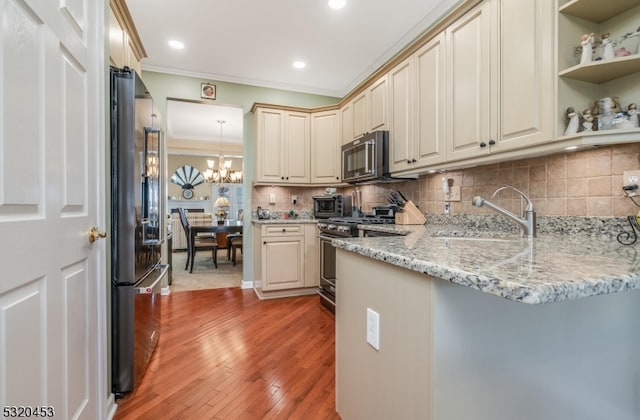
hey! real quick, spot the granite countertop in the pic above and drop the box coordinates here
[332,223,640,304]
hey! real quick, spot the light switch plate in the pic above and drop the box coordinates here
[269,193,276,204]
[366,308,380,351]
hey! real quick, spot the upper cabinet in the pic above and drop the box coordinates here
[557,0,640,142]
[445,1,495,162]
[254,107,311,184]
[109,0,146,74]
[389,34,446,174]
[341,75,388,143]
[311,110,342,184]
[491,0,555,152]
[445,0,555,162]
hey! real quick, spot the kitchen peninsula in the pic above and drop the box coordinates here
[333,223,640,420]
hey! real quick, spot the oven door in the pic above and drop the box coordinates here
[318,234,337,312]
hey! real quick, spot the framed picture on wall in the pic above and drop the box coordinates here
[200,83,216,100]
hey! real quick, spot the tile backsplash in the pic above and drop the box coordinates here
[253,144,640,218]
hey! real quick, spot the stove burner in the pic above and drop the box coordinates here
[328,216,395,225]
[317,215,395,238]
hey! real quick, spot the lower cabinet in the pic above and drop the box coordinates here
[254,223,319,294]
[262,235,305,291]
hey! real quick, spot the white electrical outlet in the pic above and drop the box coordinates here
[291,195,297,204]
[366,308,380,350]
[446,186,461,202]
[623,171,640,196]
[269,193,276,204]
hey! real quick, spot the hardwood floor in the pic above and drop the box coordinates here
[114,288,340,419]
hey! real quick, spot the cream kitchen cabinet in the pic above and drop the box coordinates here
[445,0,495,162]
[254,107,311,183]
[389,33,446,174]
[262,231,304,291]
[109,0,144,74]
[491,0,555,153]
[311,110,342,184]
[253,223,319,293]
[341,102,354,144]
[342,75,388,143]
[446,0,555,162]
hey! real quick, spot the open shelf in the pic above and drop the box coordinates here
[559,0,640,23]
[559,55,640,83]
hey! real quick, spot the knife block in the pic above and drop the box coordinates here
[395,201,426,225]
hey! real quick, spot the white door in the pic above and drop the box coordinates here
[0,0,105,419]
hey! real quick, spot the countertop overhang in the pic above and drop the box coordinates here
[332,224,640,304]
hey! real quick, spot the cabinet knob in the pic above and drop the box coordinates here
[281,176,285,180]
[282,228,286,232]
[480,142,487,148]
[263,241,267,245]
[407,159,412,164]
[489,139,496,146]
[411,159,416,163]
[286,177,289,180]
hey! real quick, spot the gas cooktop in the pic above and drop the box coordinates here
[328,216,395,225]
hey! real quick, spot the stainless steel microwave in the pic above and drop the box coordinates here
[341,131,389,183]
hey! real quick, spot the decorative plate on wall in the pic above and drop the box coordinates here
[170,165,205,189]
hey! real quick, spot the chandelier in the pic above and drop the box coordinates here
[203,120,243,184]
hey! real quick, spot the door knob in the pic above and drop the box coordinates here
[88,227,107,243]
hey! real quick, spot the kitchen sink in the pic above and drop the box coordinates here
[431,230,522,242]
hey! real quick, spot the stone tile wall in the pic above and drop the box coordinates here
[252,144,640,218]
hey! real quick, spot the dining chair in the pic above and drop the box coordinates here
[176,208,218,272]
[228,234,243,266]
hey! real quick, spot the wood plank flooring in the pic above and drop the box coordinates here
[113,288,340,419]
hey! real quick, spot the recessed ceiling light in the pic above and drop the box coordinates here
[168,40,184,49]
[565,146,578,151]
[292,61,306,69]
[328,0,346,10]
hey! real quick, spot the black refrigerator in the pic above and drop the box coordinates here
[110,67,166,397]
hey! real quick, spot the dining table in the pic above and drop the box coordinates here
[188,220,243,266]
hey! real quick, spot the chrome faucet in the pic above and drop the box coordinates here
[472,185,537,238]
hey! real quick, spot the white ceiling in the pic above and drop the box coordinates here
[125,0,461,153]
[125,0,460,97]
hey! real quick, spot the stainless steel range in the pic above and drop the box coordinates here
[317,216,395,312]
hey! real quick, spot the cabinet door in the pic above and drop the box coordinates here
[415,33,446,167]
[352,92,368,139]
[311,110,341,184]
[262,236,305,291]
[389,57,414,173]
[493,0,554,152]
[255,108,285,182]
[341,102,354,144]
[284,111,310,183]
[369,75,388,132]
[446,1,494,162]
[304,224,319,287]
